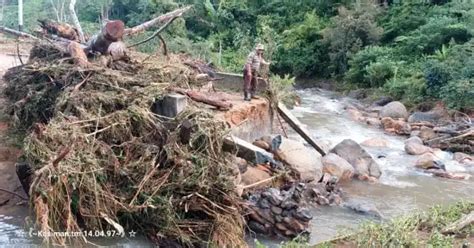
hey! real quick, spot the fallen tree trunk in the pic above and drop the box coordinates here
[38,19,79,41]
[124,6,192,36]
[0,26,39,40]
[172,88,232,110]
[442,210,474,234]
[86,20,125,54]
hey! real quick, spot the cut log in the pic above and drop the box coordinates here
[38,19,79,41]
[68,41,89,67]
[86,20,125,54]
[172,88,232,110]
[277,102,326,156]
[0,26,39,40]
[124,6,192,36]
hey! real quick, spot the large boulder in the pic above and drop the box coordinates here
[321,153,355,181]
[274,138,323,182]
[379,101,408,120]
[241,166,272,189]
[330,139,381,179]
[415,153,444,170]
[404,136,433,155]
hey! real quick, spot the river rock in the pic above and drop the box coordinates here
[381,117,412,135]
[253,140,271,151]
[330,139,382,179]
[240,166,272,189]
[404,136,433,155]
[415,153,444,170]
[408,106,449,124]
[379,101,408,120]
[342,199,383,218]
[274,138,323,182]
[453,152,474,166]
[373,96,393,107]
[321,153,354,181]
[418,126,437,141]
[361,137,390,148]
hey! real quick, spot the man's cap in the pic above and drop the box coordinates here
[256,43,265,51]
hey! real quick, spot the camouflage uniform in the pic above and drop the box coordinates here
[243,44,267,101]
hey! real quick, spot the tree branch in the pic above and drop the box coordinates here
[124,6,192,36]
[127,16,178,48]
[0,26,39,40]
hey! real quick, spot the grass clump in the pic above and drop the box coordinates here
[319,201,474,247]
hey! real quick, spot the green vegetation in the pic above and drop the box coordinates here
[1,0,473,109]
[319,201,474,247]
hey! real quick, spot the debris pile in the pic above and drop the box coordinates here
[245,177,343,238]
[3,43,245,247]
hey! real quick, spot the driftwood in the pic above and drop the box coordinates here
[442,211,474,234]
[68,41,89,67]
[38,19,79,41]
[172,88,232,110]
[124,6,192,36]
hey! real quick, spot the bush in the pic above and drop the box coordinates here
[384,76,426,106]
[345,46,394,87]
[423,60,452,97]
[324,4,383,75]
[441,79,474,110]
[365,61,395,87]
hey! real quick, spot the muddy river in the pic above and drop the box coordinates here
[0,87,472,247]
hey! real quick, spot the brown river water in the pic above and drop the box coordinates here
[0,88,472,247]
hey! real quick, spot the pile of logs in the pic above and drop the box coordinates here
[426,124,473,154]
[246,178,343,238]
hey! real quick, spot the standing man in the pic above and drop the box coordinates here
[243,43,270,101]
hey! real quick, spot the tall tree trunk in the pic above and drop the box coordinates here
[68,0,85,43]
[49,0,60,22]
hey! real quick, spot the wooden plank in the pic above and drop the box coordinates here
[223,135,275,164]
[277,102,326,156]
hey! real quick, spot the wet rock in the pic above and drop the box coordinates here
[274,138,323,182]
[253,140,271,151]
[379,101,408,120]
[361,137,390,148]
[373,96,393,106]
[408,110,447,124]
[262,188,283,205]
[364,117,382,127]
[321,153,354,181]
[347,108,364,122]
[248,221,268,234]
[330,139,382,179]
[281,200,298,210]
[381,117,411,135]
[241,166,272,189]
[410,130,421,137]
[283,217,306,232]
[295,208,313,222]
[271,206,283,215]
[405,136,433,155]
[418,126,437,141]
[343,199,383,218]
[232,156,248,173]
[415,153,445,170]
[428,169,471,180]
[453,152,474,166]
[258,198,271,209]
